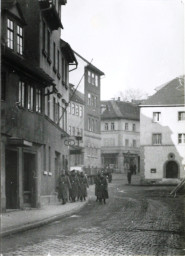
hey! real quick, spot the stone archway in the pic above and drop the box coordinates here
[165,161,178,178]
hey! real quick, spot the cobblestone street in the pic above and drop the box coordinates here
[1,174,185,256]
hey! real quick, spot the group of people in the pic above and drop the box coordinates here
[94,172,109,204]
[57,170,89,205]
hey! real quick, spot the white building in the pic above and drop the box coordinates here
[140,76,185,184]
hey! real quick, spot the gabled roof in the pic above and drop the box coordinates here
[74,51,104,76]
[101,100,140,121]
[141,76,185,106]
[2,0,27,26]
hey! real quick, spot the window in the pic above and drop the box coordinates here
[92,73,95,85]
[47,30,51,58]
[76,128,79,136]
[68,103,71,114]
[80,128,83,137]
[7,19,14,49]
[132,124,136,131]
[178,134,185,144]
[47,90,50,117]
[1,72,6,101]
[153,112,161,122]
[62,107,67,130]
[57,49,60,73]
[18,81,25,107]
[53,42,56,71]
[88,71,91,83]
[62,57,65,82]
[53,98,56,122]
[27,85,33,110]
[178,112,185,121]
[88,93,91,105]
[95,75,98,86]
[71,103,75,115]
[91,95,94,106]
[36,89,42,113]
[72,127,75,136]
[42,20,46,51]
[17,25,23,55]
[92,119,94,132]
[125,123,128,131]
[69,126,71,135]
[94,96,97,107]
[76,105,79,116]
[79,106,83,117]
[133,140,136,147]
[125,139,129,147]
[88,118,92,131]
[111,122,115,130]
[105,123,108,131]
[152,134,162,145]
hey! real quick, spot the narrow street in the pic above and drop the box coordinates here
[1,174,185,256]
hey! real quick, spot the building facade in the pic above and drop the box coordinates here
[140,77,185,184]
[1,0,77,211]
[101,99,140,173]
[68,84,85,167]
[68,52,104,172]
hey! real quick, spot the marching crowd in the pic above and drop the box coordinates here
[57,169,112,205]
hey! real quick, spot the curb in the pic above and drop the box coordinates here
[0,198,90,238]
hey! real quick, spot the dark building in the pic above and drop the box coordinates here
[1,0,77,212]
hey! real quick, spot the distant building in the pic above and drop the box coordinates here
[68,84,85,167]
[140,76,185,184]
[68,52,104,171]
[101,99,140,173]
[1,0,77,211]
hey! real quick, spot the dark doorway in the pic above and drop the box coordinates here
[166,161,178,178]
[5,149,18,209]
[23,153,36,207]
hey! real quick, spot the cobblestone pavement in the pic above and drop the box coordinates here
[1,175,185,256]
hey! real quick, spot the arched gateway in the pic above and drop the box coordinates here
[165,160,179,178]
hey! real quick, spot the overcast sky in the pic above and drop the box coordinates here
[62,0,184,100]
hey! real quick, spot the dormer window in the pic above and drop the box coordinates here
[7,19,14,49]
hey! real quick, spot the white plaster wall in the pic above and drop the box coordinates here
[140,106,185,180]
[144,146,185,179]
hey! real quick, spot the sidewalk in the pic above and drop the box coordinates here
[0,185,95,238]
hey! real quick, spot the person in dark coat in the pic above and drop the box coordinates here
[78,172,89,201]
[94,172,101,202]
[58,170,71,204]
[76,171,81,201]
[97,174,108,204]
[69,170,79,202]
[126,163,132,184]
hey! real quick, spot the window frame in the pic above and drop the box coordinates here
[152,133,162,145]
[7,18,14,50]
[178,133,185,144]
[16,24,23,55]
[153,112,161,122]
[105,123,109,131]
[178,112,185,121]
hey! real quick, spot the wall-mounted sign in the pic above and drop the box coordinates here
[64,139,75,146]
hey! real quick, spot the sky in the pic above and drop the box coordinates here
[62,0,184,100]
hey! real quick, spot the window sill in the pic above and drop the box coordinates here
[42,49,47,58]
[47,57,52,65]
[53,66,57,73]
[57,72,61,80]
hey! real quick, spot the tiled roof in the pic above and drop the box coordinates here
[141,76,185,106]
[69,84,84,105]
[101,100,140,121]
